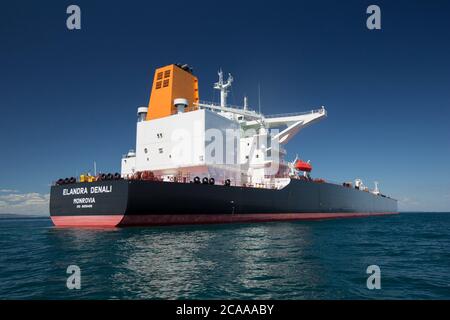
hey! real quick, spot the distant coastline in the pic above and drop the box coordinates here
[0,213,49,219]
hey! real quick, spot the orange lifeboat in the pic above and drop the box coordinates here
[295,159,312,172]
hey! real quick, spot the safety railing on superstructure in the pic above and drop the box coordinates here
[264,107,326,119]
[196,100,258,112]
[196,101,326,120]
[195,101,261,116]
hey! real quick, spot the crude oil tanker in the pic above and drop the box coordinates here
[50,63,397,227]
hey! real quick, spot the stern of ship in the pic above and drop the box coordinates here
[50,180,129,227]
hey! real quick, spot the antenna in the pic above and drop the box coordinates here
[214,69,233,107]
[94,161,97,176]
[258,83,261,114]
[373,181,380,194]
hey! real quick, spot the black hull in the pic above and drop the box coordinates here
[49,179,398,227]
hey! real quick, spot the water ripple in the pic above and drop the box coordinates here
[0,213,450,299]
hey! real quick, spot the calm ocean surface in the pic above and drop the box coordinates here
[0,213,449,299]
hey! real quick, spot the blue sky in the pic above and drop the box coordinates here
[0,0,449,214]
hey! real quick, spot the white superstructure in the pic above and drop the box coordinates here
[121,66,327,188]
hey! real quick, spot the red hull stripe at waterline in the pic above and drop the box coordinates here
[51,212,398,227]
[51,215,124,227]
[118,212,398,226]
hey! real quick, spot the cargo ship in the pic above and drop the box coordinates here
[50,63,398,227]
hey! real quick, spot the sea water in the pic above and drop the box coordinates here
[0,213,449,299]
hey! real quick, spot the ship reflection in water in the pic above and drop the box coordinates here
[108,223,326,299]
[48,222,326,299]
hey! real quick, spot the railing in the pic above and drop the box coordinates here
[290,175,385,196]
[54,171,383,195]
[196,100,259,113]
[196,101,325,120]
[264,107,326,119]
